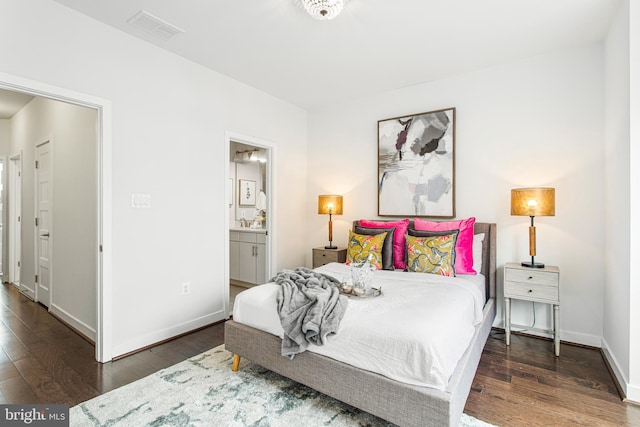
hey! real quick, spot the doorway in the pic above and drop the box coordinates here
[225,132,275,318]
[0,73,111,362]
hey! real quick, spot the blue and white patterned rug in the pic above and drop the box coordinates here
[70,345,496,426]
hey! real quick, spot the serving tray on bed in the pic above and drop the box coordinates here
[339,286,382,298]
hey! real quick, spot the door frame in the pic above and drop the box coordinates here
[0,71,113,363]
[34,140,53,307]
[224,131,276,319]
[8,153,22,293]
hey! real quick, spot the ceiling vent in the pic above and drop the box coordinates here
[127,10,185,41]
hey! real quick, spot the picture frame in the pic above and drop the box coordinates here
[239,179,256,206]
[378,107,455,218]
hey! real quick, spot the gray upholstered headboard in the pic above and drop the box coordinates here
[352,220,497,301]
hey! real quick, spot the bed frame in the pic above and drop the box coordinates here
[225,222,496,427]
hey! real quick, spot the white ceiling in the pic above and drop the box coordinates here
[0,88,34,119]
[37,1,620,111]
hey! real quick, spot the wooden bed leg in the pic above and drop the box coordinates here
[232,354,241,372]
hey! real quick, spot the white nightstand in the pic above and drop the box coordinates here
[504,262,560,356]
[312,247,347,268]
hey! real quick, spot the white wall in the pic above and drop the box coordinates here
[603,0,630,397]
[604,0,640,403]
[9,97,97,338]
[308,44,605,347]
[0,119,10,153]
[629,0,640,403]
[0,0,308,358]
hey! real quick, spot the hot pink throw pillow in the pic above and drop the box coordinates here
[359,218,410,270]
[413,217,477,274]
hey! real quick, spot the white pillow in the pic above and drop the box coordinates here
[472,233,485,273]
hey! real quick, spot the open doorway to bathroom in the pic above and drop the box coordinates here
[226,134,274,317]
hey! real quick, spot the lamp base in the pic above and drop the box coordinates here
[521,261,545,268]
[325,245,337,250]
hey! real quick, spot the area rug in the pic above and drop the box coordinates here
[70,345,496,427]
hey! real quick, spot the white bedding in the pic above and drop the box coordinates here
[233,263,486,390]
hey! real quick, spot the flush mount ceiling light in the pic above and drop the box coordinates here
[301,0,345,20]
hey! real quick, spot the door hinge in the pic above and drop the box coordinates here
[35,160,38,169]
[35,275,38,283]
[99,244,103,253]
[17,261,20,267]
[35,217,38,227]
[18,216,20,222]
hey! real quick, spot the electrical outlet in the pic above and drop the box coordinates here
[181,282,190,295]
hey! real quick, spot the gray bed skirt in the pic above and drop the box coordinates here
[224,297,495,427]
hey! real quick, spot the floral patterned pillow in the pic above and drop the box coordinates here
[346,231,387,270]
[405,231,458,276]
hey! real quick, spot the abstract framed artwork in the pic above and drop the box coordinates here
[239,179,256,206]
[378,107,455,218]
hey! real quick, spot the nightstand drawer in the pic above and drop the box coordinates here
[313,251,340,266]
[312,247,347,268]
[505,268,558,287]
[504,281,559,303]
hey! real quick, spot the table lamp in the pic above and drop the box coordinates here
[511,187,555,268]
[318,195,343,249]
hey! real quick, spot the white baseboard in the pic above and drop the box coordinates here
[601,337,633,401]
[50,303,96,341]
[559,329,602,348]
[627,383,640,404]
[112,310,225,359]
[494,319,602,347]
[18,283,35,301]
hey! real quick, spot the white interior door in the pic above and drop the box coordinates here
[9,154,21,289]
[36,142,52,307]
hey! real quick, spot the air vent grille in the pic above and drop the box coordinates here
[127,10,185,41]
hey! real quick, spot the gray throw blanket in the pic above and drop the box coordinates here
[274,267,347,358]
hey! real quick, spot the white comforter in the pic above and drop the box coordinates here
[233,263,486,390]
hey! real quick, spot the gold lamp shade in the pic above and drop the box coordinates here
[511,187,555,268]
[318,195,343,215]
[511,188,555,217]
[318,195,343,249]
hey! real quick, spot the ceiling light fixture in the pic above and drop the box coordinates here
[301,0,345,20]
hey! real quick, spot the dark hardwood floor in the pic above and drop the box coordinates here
[465,330,640,426]
[1,281,639,426]
[0,282,224,406]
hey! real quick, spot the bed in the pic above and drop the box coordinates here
[225,221,496,427]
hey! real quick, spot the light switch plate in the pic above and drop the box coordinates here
[131,193,151,208]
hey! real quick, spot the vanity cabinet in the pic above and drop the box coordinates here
[230,230,266,285]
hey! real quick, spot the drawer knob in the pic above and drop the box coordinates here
[528,276,533,280]
[528,289,533,293]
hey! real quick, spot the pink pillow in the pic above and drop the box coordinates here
[413,217,477,275]
[359,218,410,270]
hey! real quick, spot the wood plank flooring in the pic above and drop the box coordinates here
[1,281,639,426]
[465,330,640,426]
[0,282,224,406]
